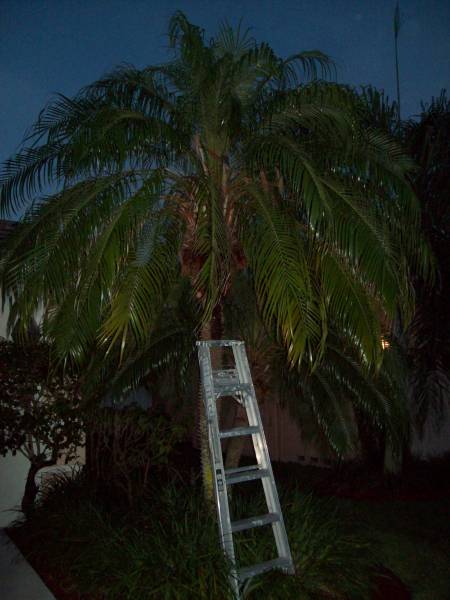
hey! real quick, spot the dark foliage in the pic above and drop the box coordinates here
[0,339,83,512]
[402,91,450,431]
[12,471,377,599]
[85,407,185,508]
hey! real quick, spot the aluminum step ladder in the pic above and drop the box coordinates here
[196,340,294,598]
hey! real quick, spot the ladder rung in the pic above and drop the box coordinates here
[213,369,238,378]
[238,557,293,581]
[214,382,252,397]
[225,467,269,485]
[212,378,239,388]
[219,426,259,439]
[225,464,259,475]
[231,512,280,533]
[197,340,244,347]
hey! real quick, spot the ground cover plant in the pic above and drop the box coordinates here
[10,470,378,600]
[9,459,449,600]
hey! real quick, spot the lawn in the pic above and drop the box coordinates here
[275,460,450,599]
[339,498,450,600]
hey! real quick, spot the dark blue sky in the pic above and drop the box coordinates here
[1,0,449,164]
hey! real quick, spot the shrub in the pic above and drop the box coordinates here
[16,471,233,599]
[0,339,83,513]
[85,407,185,508]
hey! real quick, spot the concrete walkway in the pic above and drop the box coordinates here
[0,529,55,600]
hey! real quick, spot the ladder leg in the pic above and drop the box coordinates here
[232,344,294,570]
[197,340,295,596]
[197,345,240,597]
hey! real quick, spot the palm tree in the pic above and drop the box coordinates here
[358,86,450,470]
[1,13,427,492]
[402,91,450,435]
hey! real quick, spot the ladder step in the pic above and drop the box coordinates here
[225,465,259,475]
[231,512,280,533]
[197,340,244,347]
[213,369,238,378]
[238,557,293,581]
[213,382,252,397]
[225,467,269,485]
[219,426,259,439]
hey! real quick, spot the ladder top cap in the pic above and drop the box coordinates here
[196,340,244,347]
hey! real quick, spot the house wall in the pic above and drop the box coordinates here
[0,301,28,526]
[0,302,9,339]
[193,392,334,468]
[0,452,29,527]
[217,390,450,466]
[254,396,334,466]
[261,395,450,464]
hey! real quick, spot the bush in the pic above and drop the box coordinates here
[14,473,377,599]
[86,407,185,508]
[17,471,234,600]
[0,339,83,513]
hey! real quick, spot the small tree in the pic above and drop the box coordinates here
[0,339,84,514]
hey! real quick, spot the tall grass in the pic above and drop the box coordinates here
[15,472,377,599]
[232,489,375,599]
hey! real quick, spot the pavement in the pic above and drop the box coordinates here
[0,529,55,600]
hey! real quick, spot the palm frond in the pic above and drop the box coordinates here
[101,213,181,359]
[242,186,324,367]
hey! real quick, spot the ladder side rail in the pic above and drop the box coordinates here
[231,343,275,476]
[232,344,294,571]
[197,345,239,594]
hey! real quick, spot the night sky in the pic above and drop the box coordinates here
[1,0,449,165]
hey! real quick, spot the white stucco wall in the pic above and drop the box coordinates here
[1,302,29,526]
[0,452,29,527]
[0,302,9,339]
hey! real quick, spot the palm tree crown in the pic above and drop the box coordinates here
[0,12,426,383]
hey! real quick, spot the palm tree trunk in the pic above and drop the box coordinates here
[198,304,252,495]
[198,386,215,502]
[383,438,403,476]
[198,305,224,503]
[225,380,263,470]
[224,405,248,469]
